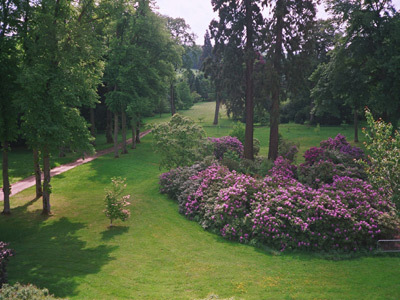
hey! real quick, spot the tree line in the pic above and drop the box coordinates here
[202,0,400,160]
[0,0,211,215]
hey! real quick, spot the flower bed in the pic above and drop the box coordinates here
[159,135,399,252]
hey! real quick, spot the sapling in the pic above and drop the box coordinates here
[104,177,131,227]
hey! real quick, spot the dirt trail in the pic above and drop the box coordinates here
[0,130,151,201]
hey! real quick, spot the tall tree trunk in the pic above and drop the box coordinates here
[170,83,176,115]
[213,92,220,125]
[136,121,141,144]
[268,0,283,161]
[90,107,96,146]
[42,147,51,215]
[243,0,254,160]
[33,149,42,199]
[354,109,359,143]
[131,125,137,149]
[121,110,128,154]
[2,141,11,215]
[106,109,113,144]
[114,112,119,158]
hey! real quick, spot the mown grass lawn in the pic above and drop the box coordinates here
[1,102,398,299]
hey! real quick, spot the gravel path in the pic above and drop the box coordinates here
[0,130,151,201]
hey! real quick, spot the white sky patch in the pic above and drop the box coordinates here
[155,0,400,45]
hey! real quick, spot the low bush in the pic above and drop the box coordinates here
[0,242,14,288]
[0,283,61,300]
[299,134,366,188]
[209,136,243,160]
[358,109,400,207]
[278,134,299,162]
[151,114,211,169]
[104,177,131,227]
[160,158,399,252]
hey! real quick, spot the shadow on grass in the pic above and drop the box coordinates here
[1,199,118,298]
[101,226,129,241]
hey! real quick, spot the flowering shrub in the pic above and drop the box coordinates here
[151,114,211,169]
[252,176,398,251]
[160,158,400,252]
[278,135,299,162]
[209,136,244,160]
[304,134,364,165]
[0,283,60,299]
[299,134,366,188]
[0,242,14,288]
[104,177,131,227]
[358,109,400,207]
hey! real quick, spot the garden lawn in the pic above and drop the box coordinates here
[1,132,399,299]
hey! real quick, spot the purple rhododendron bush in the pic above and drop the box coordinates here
[159,135,400,253]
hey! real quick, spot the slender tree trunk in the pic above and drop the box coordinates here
[243,0,254,160]
[354,109,359,143]
[213,92,220,125]
[170,83,176,115]
[90,107,96,146]
[42,147,51,215]
[136,121,141,144]
[2,141,11,215]
[131,125,137,149]
[114,112,119,158]
[106,109,113,144]
[268,0,283,161]
[121,110,128,154]
[33,149,42,199]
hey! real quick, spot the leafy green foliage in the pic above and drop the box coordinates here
[0,283,62,300]
[359,109,400,207]
[104,177,131,226]
[151,114,210,169]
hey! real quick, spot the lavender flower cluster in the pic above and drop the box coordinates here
[299,134,366,188]
[0,242,14,287]
[159,137,399,252]
[209,136,244,160]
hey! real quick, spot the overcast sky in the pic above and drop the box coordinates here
[155,0,400,45]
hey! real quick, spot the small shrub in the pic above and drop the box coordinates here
[358,109,400,207]
[104,177,131,227]
[0,283,61,300]
[299,134,366,187]
[229,123,245,144]
[278,134,299,162]
[151,114,211,169]
[0,242,14,288]
[209,136,244,160]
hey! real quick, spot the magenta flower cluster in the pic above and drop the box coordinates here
[299,134,366,188]
[160,159,399,252]
[209,136,244,159]
[304,134,364,165]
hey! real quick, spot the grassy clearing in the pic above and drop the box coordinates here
[1,102,399,299]
[2,134,399,300]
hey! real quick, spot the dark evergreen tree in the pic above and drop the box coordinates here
[210,0,265,160]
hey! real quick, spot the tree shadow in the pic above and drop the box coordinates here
[101,225,129,241]
[1,200,118,298]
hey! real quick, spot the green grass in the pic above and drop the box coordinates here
[1,134,399,299]
[0,102,399,299]
[1,130,133,184]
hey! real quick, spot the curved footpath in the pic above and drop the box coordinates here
[0,130,151,201]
